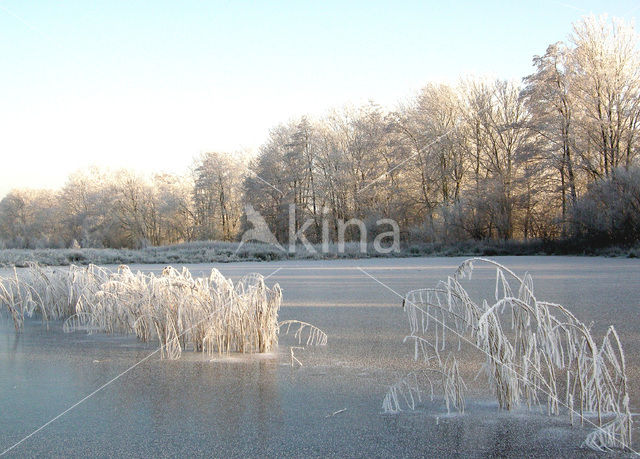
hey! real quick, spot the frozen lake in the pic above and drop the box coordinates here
[1,256,639,457]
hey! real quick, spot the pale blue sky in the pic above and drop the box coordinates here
[0,0,638,198]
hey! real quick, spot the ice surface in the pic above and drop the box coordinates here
[1,256,638,456]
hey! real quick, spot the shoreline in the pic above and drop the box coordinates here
[1,239,639,268]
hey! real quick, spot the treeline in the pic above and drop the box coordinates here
[1,15,639,250]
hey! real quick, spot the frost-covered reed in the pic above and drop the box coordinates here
[0,264,289,359]
[387,257,633,452]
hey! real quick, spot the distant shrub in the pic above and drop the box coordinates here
[572,167,640,246]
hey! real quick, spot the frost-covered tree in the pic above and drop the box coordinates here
[523,42,580,234]
[572,166,640,245]
[0,189,61,248]
[2,14,639,250]
[58,168,122,248]
[570,15,640,178]
[192,152,246,241]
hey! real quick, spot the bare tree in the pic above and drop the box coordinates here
[571,15,640,178]
[523,42,579,234]
[193,152,246,241]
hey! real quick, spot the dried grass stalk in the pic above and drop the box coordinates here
[387,257,633,452]
[0,264,294,359]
